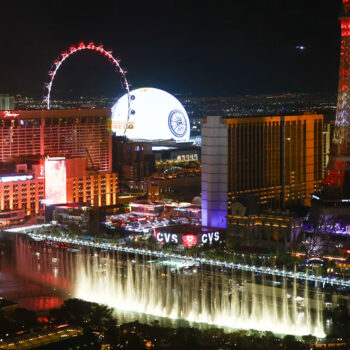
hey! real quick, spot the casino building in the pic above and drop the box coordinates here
[0,161,45,225]
[0,109,112,171]
[202,114,324,229]
[0,109,117,225]
[0,157,118,223]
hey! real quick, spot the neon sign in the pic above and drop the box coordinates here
[46,156,66,161]
[112,121,135,130]
[155,230,221,246]
[2,111,19,117]
[182,234,197,247]
[156,232,178,244]
[200,231,220,244]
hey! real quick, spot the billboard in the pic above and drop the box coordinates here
[45,157,67,205]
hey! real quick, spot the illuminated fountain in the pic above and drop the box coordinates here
[74,252,325,337]
[15,237,325,337]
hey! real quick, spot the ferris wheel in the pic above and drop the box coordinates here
[44,41,131,134]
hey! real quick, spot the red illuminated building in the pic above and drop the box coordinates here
[0,157,118,225]
[0,109,112,172]
[0,160,45,223]
[323,0,350,197]
[309,0,350,247]
[0,109,117,224]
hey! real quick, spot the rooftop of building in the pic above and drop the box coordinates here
[130,200,165,206]
[53,203,91,209]
[202,113,324,125]
[0,108,111,119]
[0,160,41,178]
[174,205,201,212]
[0,298,17,309]
[0,159,40,167]
[222,111,323,119]
[156,224,224,234]
[113,136,199,150]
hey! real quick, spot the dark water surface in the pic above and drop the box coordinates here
[0,233,196,328]
[0,232,64,311]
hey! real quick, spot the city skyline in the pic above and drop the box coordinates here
[0,0,342,98]
[1,1,350,347]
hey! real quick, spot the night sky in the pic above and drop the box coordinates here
[0,0,342,98]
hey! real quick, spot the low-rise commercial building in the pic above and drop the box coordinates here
[227,201,303,252]
[0,161,45,216]
[0,157,118,226]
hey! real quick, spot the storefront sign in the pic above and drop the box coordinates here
[3,111,19,117]
[155,230,222,246]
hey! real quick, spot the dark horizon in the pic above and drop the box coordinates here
[0,0,342,99]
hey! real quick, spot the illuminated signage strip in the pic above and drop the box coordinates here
[2,111,19,118]
[155,230,221,246]
[112,121,135,130]
[0,175,34,182]
[46,156,66,161]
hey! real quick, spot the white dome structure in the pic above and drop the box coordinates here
[111,87,190,141]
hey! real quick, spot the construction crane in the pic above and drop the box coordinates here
[85,147,99,173]
[85,147,100,210]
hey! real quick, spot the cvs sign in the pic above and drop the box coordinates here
[156,232,178,244]
[155,230,222,246]
[199,231,220,244]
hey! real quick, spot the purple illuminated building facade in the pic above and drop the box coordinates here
[201,116,228,229]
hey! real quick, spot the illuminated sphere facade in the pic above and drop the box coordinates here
[111,87,190,141]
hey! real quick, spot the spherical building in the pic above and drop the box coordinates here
[111,87,190,141]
